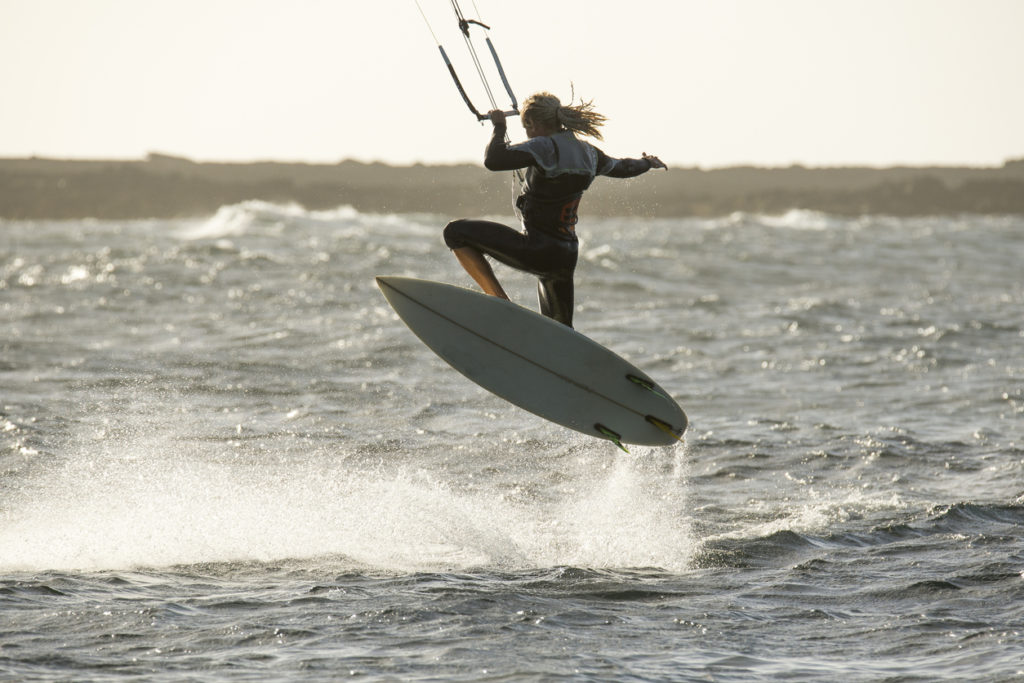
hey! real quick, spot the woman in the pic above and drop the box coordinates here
[443,91,666,328]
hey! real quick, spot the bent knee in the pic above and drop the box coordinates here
[443,219,473,249]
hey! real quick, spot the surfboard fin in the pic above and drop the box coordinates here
[645,415,687,443]
[595,424,630,453]
[626,374,670,400]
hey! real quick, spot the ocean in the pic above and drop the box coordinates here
[2,203,1022,681]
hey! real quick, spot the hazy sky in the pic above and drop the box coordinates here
[3,0,1022,168]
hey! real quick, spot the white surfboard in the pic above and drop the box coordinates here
[376,276,687,449]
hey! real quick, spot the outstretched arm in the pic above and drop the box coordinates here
[599,149,668,178]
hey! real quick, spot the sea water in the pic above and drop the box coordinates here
[2,203,1022,680]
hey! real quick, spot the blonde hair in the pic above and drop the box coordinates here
[521,91,607,140]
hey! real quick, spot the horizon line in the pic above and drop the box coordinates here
[3,151,1023,172]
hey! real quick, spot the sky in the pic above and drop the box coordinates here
[2,0,1023,168]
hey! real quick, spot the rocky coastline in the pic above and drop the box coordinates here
[3,153,1022,220]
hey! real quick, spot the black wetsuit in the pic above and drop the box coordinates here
[443,118,653,328]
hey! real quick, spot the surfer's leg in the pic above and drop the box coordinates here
[443,219,532,300]
[537,274,575,327]
[533,233,578,327]
[452,246,509,300]
[444,219,576,324]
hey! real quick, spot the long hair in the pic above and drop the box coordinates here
[521,91,607,140]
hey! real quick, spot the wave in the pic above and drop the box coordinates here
[742,209,840,231]
[694,500,1024,570]
[176,200,362,240]
[677,209,854,232]
[670,210,1024,235]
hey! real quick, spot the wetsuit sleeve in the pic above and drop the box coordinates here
[595,147,653,178]
[483,121,535,171]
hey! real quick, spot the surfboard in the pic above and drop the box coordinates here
[376,276,687,450]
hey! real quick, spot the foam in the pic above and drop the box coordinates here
[0,423,694,574]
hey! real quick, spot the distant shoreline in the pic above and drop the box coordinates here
[3,153,1023,220]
